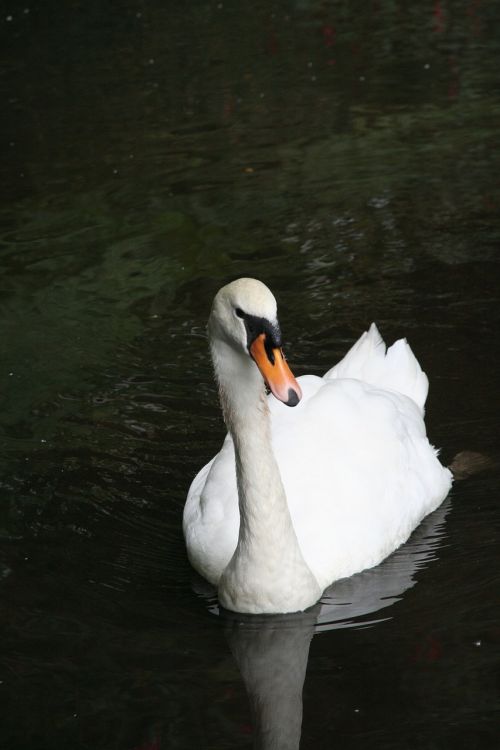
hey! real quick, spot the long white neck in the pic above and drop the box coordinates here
[210,336,321,614]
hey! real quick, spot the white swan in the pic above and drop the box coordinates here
[183,278,452,614]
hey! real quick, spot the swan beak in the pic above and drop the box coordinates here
[249,334,302,407]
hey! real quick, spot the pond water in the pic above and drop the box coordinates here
[1,2,500,748]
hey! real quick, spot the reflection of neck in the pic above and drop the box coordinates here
[211,338,320,614]
[225,611,317,750]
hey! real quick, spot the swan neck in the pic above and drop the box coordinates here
[211,335,321,613]
[212,340,290,538]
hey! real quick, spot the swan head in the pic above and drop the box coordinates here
[209,278,302,407]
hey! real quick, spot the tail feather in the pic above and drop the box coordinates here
[324,323,429,410]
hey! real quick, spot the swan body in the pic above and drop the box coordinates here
[184,278,452,614]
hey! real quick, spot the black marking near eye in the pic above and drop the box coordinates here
[264,336,276,365]
[236,309,282,362]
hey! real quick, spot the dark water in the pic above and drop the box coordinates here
[1,2,500,747]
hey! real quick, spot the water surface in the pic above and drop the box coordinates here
[1,2,500,748]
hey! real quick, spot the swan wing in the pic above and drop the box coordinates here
[268,375,451,589]
[324,323,429,411]
[184,436,239,584]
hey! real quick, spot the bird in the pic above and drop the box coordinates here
[183,278,452,614]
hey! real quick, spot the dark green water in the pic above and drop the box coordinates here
[1,2,500,748]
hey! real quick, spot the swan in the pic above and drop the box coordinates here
[183,278,452,614]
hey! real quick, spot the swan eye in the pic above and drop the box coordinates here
[235,307,245,318]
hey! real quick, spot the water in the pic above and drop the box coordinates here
[1,2,500,747]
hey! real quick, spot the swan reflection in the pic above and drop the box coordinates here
[204,500,449,749]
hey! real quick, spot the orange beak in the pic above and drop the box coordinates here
[249,334,302,407]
